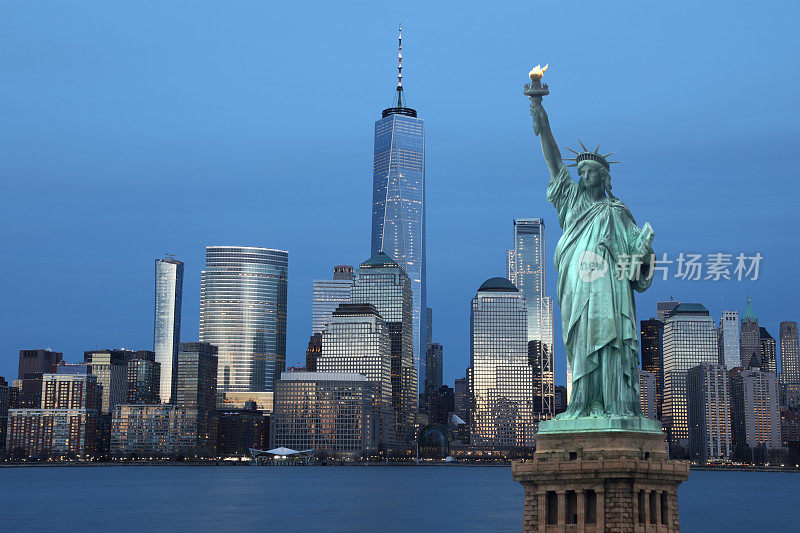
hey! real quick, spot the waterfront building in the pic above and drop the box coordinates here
[780,407,800,454]
[176,342,218,453]
[0,377,15,451]
[318,303,395,448]
[217,401,269,456]
[200,246,288,394]
[84,349,138,414]
[731,365,781,460]
[111,405,213,458]
[640,318,664,419]
[305,333,322,372]
[662,303,718,457]
[469,277,534,448]
[686,363,732,463]
[718,310,740,370]
[312,265,354,334]
[271,372,373,457]
[780,321,800,407]
[153,256,183,404]
[740,296,761,368]
[426,342,443,395]
[6,373,99,458]
[759,327,777,374]
[638,370,658,420]
[349,253,416,446]
[507,217,554,417]
[126,359,161,404]
[370,27,427,394]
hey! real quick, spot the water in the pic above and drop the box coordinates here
[0,466,796,531]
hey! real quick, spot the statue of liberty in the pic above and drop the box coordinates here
[526,67,657,426]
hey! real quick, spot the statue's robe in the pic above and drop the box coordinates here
[547,166,652,418]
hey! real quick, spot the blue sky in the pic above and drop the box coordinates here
[1,1,799,386]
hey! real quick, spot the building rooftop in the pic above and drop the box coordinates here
[667,302,709,317]
[332,303,381,318]
[359,252,400,269]
[477,277,519,293]
[279,372,368,382]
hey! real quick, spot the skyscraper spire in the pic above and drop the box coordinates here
[396,22,403,107]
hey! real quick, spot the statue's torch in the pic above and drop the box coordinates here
[524,64,549,102]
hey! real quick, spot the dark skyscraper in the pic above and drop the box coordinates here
[740,296,761,368]
[780,321,800,407]
[18,349,63,379]
[640,318,665,419]
[371,25,427,394]
[425,342,443,395]
[759,327,777,374]
[153,256,183,404]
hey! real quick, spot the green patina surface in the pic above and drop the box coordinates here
[527,79,659,434]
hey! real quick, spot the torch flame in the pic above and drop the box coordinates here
[529,64,549,81]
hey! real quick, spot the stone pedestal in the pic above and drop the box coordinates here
[511,430,689,532]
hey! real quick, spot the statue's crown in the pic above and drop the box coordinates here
[563,141,622,171]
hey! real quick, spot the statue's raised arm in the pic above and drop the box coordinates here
[530,99,564,179]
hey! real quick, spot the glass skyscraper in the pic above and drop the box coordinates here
[371,27,426,394]
[200,246,288,395]
[311,265,354,334]
[469,277,535,448]
[153,256,183,404]
[780,321,800,407]
[718,310,740,370]
[349,252,416,447]
[507,218,554,416]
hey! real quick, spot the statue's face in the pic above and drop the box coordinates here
[578,163,604,190]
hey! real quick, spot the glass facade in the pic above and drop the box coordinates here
[126,359,161,404]
[349,253,416,446]
[200,246,288,395]
[371,107,426,394]
[469,278,534,448]
[318,304,394,447]
[687,362,732,462]
[507,218,554,417]
[662,303,718,455]
[780,321,800,407]
[640,318,664,419]
[271,372,372,456]
[312,272,354,335]
[153,257,183,404]
[717,310,740,370]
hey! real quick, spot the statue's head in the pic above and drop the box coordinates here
[565,142,620,199]
[577,160,612,197]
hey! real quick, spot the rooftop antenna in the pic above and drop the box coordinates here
[396,22,404,107]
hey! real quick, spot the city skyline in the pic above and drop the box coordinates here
[2,3,798,389]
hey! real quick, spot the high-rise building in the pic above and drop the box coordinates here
[717,310,740,370]
[454,377,468,425]
[554,385,567,415]
[656,300,680,323]
[200,246,288,394]
[780,321,800,407]
[426,342,443,395]
[349,253,416,447]
[759,327,777,374]
[640,318,664,419]
[153,256,183,404]
[16,349,64,408]
[318,303,395,448]
[111,404,214,458]
[740,296,761,368]
[370,26,427,394]
[731,366,781,460]
[176,342,218,453]
[312,265,354,334]
[427,385,455,426]
[507,218,554,418]
[84,349,138,414]
[6,373,99,459]
[271,372,373,457]
[662,303,718,457]
[126,359,161,404]
[686,363,731,463]
[469,277,534,448]
[638,370,658,420]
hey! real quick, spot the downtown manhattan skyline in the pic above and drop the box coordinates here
[2,2,799,388]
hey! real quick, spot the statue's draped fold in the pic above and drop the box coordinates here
[547,166,652,418]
